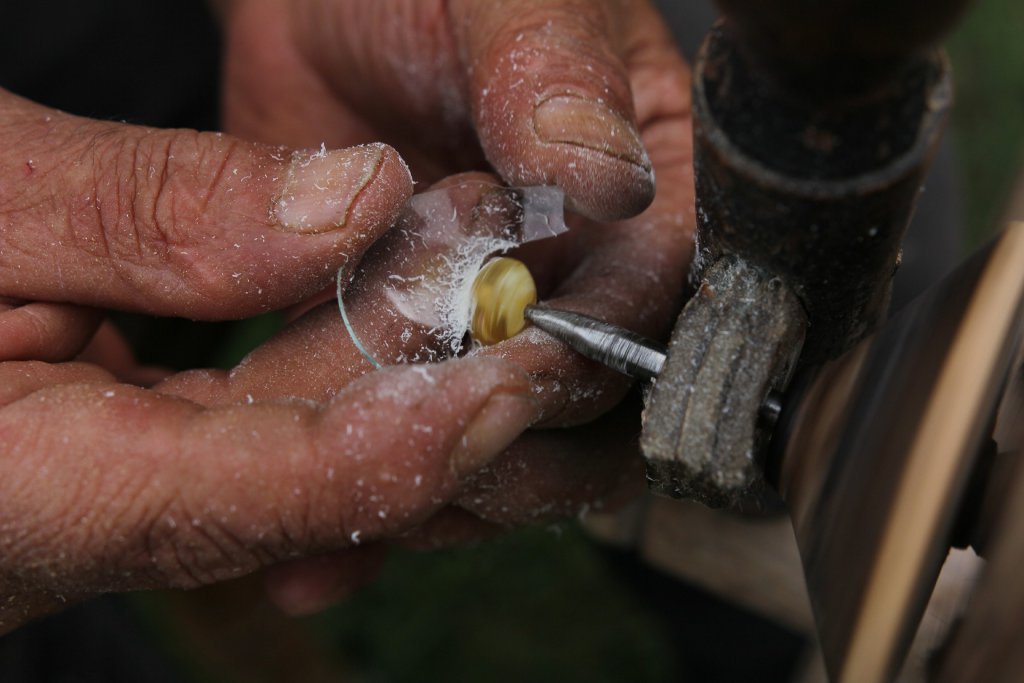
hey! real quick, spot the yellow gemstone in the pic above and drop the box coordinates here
[470,257,537,345]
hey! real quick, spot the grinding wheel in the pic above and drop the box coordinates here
[773,222,1024,681]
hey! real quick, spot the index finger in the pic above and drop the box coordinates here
[0,91,412,319]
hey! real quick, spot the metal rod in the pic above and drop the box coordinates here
[523,305,667,381]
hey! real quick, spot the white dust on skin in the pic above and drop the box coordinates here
[177,133,673,542]
[246,18,688,528]
[385,232,520,359]
[274,143,383,232]
[0,166,682,618]
[0,364,485,613]
[189,205,677,553]
[472,31,653,221]
[182,141,411,317]
[303,363,497,550]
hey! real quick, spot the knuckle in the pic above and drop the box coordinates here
[92,129,237,254]
[140,500,264,589]
[88,128,173,264]
[141,421,335,587]
[88,128,258,305]
[630,60,692,123]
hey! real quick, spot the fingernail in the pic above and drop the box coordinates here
[274,143,384,233]
[450,392,538,477]
[534,95,650,169]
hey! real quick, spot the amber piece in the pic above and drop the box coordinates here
[470,257,537,345]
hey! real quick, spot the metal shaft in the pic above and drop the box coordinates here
[523,306,666,381]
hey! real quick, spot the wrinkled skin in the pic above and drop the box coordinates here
[0,0,693,626]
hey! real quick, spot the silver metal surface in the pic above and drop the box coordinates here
[759,390,785,429]
[778,222,1024,682]
[523,306,666,381]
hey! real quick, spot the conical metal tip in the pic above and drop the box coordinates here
[524,305,667,381]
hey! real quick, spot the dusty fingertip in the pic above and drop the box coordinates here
[488,138,655,222]
[534,95,650,170]
[449,390,540,477]
[273,142,413,234]
[560,159,656,222]
[345,143,415,238]
[386,356,538,477]
[274,144,381,233]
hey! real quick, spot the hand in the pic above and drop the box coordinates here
[216,0,695,611]
[220,0,694,462]
[220,0,692,417]
[0,87,543,631]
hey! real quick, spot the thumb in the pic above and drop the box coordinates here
[0,90,412,319]
[452,0,654,221]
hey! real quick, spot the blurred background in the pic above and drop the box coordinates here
[0,0,1022,681]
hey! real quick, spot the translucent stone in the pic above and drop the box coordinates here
[470,257,537,345]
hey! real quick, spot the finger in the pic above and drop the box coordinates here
[455,395,645,526]
[223,0,477,184]
[0,356,537,631]
[76,321,172,387]
[0,302,102,362]
[278,0,654,218]
[451,0,654,220]
[0,90,412,319]
[482,13,696,425]
[157,173,506,407]
[265,505,504,617]
[153,254,439,406]
[221,0,380,149]
[263,545,388,616]
[0,360,114,406]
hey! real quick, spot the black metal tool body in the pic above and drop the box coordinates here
[642,1,971,508]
